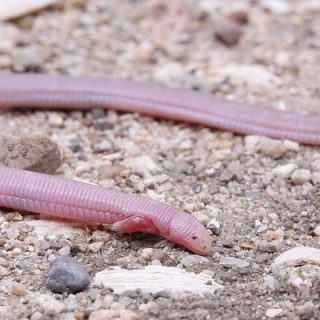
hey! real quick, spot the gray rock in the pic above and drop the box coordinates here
[214,21,243,46]
[0,134,62,174]
[258,137,287,158]
[180,255,209,267]
[47,256,90,293]
[219,256,250,268]
[91,108,105,119]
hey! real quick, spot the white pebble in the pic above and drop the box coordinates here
[191,212,209,225]
[5,227,20,240]
[89,242,104,253]
[180,255,209,267]
[219,256,249,268]
[283,139,299,151]
[259,137,287,158]
[291,169,311,185]
[141,248,154,260]
[244,135,260,152]
[266,308,283,318]
[58,246,70,256]
[272,164,297,178]
[256,225,268,233]
[12,248,22,255]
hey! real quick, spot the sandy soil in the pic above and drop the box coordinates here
[0,0,319,319]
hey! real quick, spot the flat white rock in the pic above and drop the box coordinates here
[26,219,84,240]
[0,0,60,21]
[271,246,320,272]
[94,265,223,294]
[266,308,283,318]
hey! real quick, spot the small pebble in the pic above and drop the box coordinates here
[244,135,260,151]
[283,140,299,151]
[184,203,196,213]
[259,137,287,158]
[12,247,22,255]
[207,219,221,236]
[291,169,312,185]
[11,282,28,296]
[88,242,104,253]
[227,10,248,24]
[191,212,210,225]
[58,246,71,256]
[5,227,20,240]
[272,164,297,178]
[91,108,105,119]
[99,164,126,179]
[47,256,90,293]
[256,225,268,233]
[92,230,110,242]
[141,248,154,260]
[180,255,209,267]
[214,21,243,46]
[93,121,114,131]
[266,308,283,318]
[219,256,250,268]
[93,140,113,153]
[240,242,256,250]
[48,113,64,127]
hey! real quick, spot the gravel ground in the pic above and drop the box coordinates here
[0,0,320,319]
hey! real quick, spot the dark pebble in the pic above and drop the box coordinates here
[93,121,114,131]
[91,108,106,119]
[47,256,90,293]
[70,245,80,255]
[214,21,243,46]
[227,10,249,25]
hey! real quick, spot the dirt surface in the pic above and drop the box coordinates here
[0,0,320,319]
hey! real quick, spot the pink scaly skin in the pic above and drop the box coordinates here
[0,166,212,255]
[0,74,320,145]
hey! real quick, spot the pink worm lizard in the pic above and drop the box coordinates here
[0,73,320,255]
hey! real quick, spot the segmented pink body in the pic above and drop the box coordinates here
[0,74,319,145]
[0,166,211,255]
